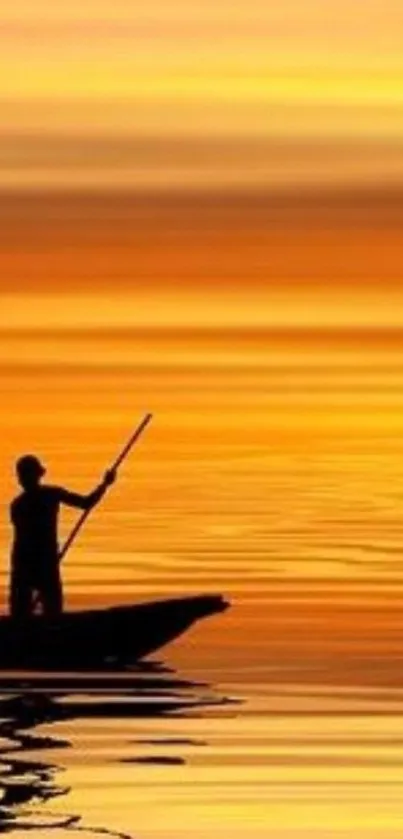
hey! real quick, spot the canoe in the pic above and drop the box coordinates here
[0,594,229,670]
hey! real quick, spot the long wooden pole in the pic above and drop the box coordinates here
[59,412,153,561]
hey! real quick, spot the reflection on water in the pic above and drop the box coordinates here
[0,667,235,838]
[2,664,403,838]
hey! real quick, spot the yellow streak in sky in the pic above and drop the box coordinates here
[1,1,402,132]
[2,290,403,331]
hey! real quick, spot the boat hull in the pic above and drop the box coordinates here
[0,595,229,670]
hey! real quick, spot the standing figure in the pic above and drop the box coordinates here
[10,454,115,619]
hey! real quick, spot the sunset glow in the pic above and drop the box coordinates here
[1,1,403,837]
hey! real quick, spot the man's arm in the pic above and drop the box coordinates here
[56,470,116,511]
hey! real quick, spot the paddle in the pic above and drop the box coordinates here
[59,412,153,561]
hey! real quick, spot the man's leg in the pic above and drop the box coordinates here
[9,566,33,619]
[40,566,63,618]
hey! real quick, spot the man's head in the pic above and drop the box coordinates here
[16,454,46,490]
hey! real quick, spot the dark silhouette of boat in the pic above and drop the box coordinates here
[0,594,229,670]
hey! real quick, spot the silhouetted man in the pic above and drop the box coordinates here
[10,454,115,619]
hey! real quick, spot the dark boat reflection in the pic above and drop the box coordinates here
[0,665,236,837]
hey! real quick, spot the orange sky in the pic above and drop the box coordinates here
[1,0,403,189]
[1,189,403,329]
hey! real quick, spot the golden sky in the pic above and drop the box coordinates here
[1,0,403,189]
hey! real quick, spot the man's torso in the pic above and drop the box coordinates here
[11,485,62,565]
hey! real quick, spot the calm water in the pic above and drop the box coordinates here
[2,663,403,838]
[2,326,403,835]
